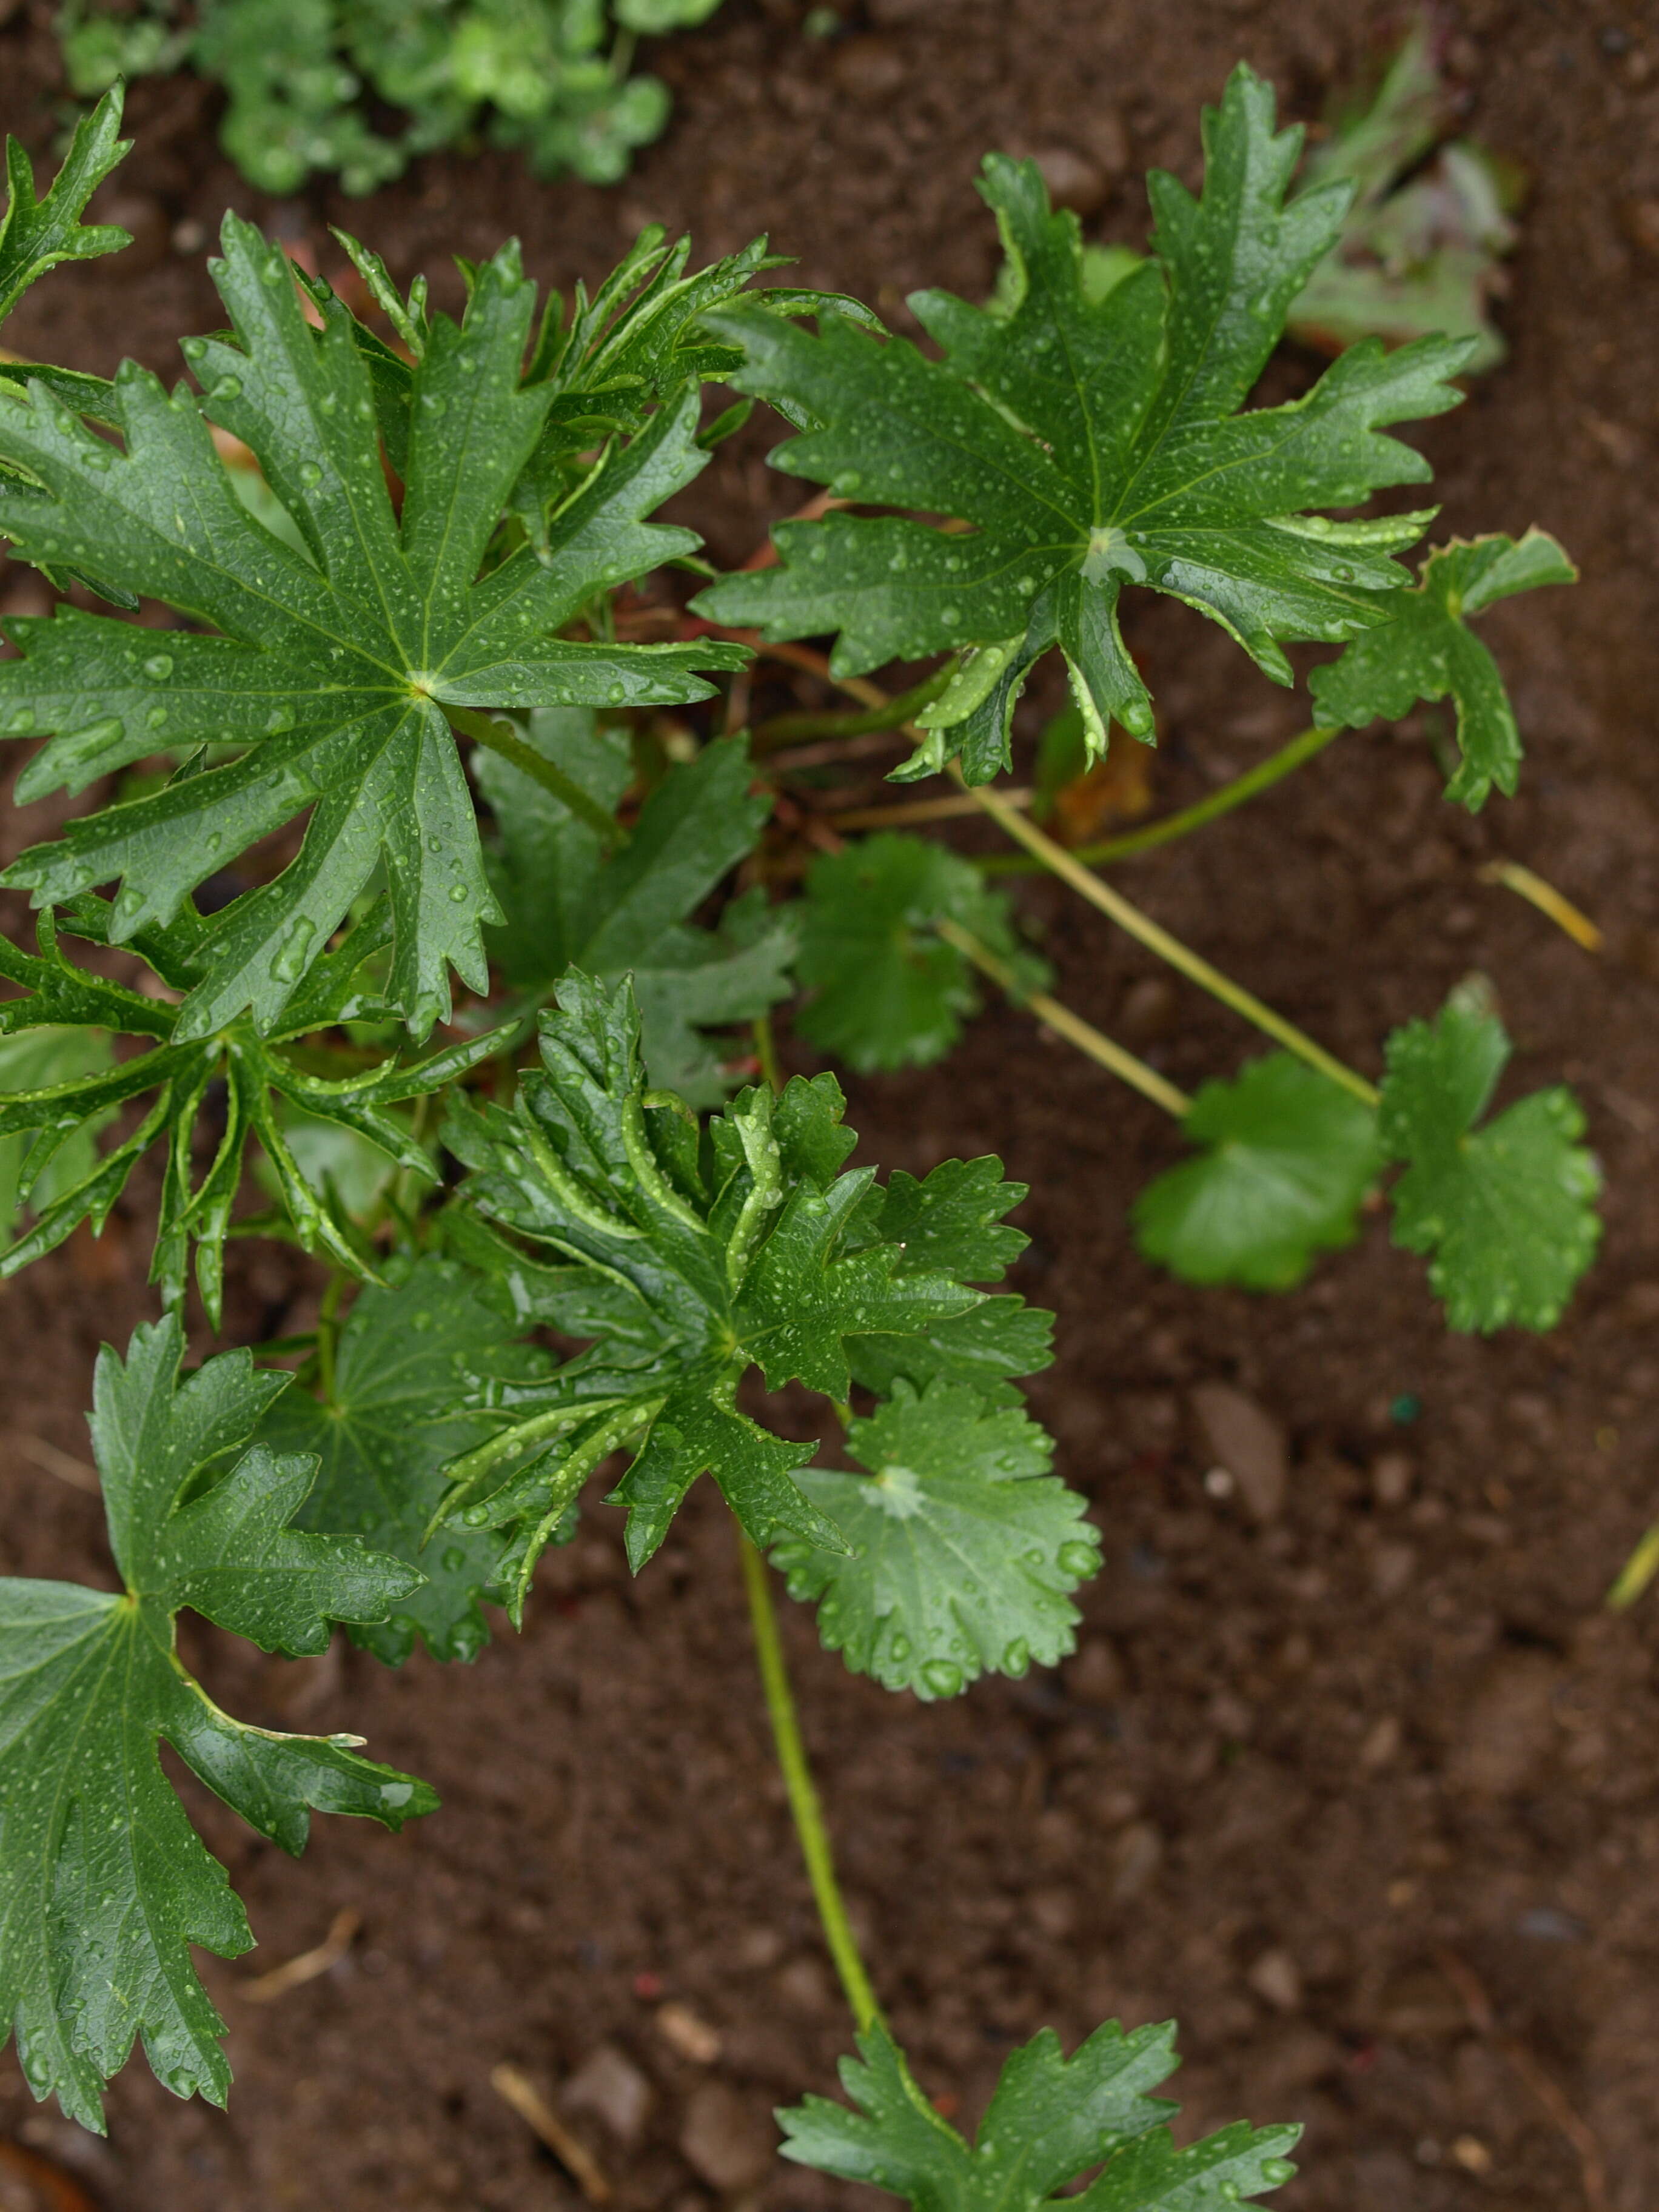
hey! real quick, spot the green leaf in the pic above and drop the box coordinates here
[476,715,794,1103]
[773,1380,1096,1698]
[1379,987,1600,1330]
[694,64,1468,780]
[1309,531,1576,808]
[0,88,132,330]
[794,833,1049,1073]
[0,1313,433,2131]
[0,902,498,1322]
[779,2019,1301,2210]
[0,1025,116,1237]
[1290,20,1517,375]
[256,1256,554,1663]
[435,970,1047,1603]
[1132,1052,1381,1290]
[0,221,742,1038]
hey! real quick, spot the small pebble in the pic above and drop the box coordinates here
[1190,1382,1287,1520]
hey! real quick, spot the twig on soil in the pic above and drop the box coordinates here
[1479,859,1603,953]
[491,2062,613,2205]
[13,1435,100,1493]
[1605,1522,1659,1611]
[236,1908,360,2003]
[1435,1948,1608,2212]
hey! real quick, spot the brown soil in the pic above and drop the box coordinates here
[3,2,1659,2208]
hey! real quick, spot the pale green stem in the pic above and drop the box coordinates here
[951,766,1380,1108]
[934,916,1191,1119]
[738,1531,883,2034]
[449,706,628,849]
[976,723,1341,876]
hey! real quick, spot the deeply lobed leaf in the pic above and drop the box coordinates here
[779,2019,1300,2210]
[695,64,1469,781]
[0,1315,433,2130]
[434,969,1051,1605]
[0,221,741,1039]
[1309,530,1576,808]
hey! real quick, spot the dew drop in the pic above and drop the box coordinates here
[1261,2162,1296,2186]
[8,709,34,733]
[440,1546,467,1573]
[266,705,295,732]
[1001,1638,1030,1677]
[427,834,442,853]
[146,706,168,728]
[269,914,317,983]
[80,444,110,471]
[212,375,241,401]
[462,1504,491,1527]
[888,1632,911,1662]
[181,338,206,360]
[607,683,626,703]
[447,882,469,902]
[940,606,960,626]
[921,1659,963,1697]
[298,461,323,488]
[1057,1538,1099,1577]
[143,653,174,681]
[837,471,861,493]
[318,390,337,414]
[944,554,961,572]
[1332,562,1353,582]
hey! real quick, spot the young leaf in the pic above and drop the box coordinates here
[794,833,1049,1073]
[0,221,743,1039]
[0,901,497,1322]
[0,88,132,332]
[1379,988,1600,1330]
[1309,531,1576,808]
[772,1380,1098,1699]
[256,1255,555,1664]
[779,2019,1301,2210]
[1290,19,1518,375]
[435,970,1048,1606]
[1132,1052,1381,1290]
[475,714,794,1103]
[694,64,1468,781]
[0,1314,434,2131]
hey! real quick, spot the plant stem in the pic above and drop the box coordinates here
[1606,1524,1659,1612]
[977,724,1340,876]
[751,1011,782,1097]
[449,706,628,849]
[1479,859,1603,953]
[950,766,1380,1107]
[737,1532,883,2035]
[934,916,1191,1118]
[751,667,953,752]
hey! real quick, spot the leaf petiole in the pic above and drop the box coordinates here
[935,916,1191,1119]
[738,1530,883,2034]
[952,768,1381,1108]
[449,707,631,850]
[976,725,1341,876]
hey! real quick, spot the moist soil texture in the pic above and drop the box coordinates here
[3,2,1659,2208]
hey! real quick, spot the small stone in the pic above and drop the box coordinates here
[774,1955,833,2015]
[561,2044,654,2148]
[657,2002,723,2065]
[1449,2136,1492,2175]
[1118,974,1179,1042]
[1190,1382,1287,1520]
[1358,1714,1401,1770]
[1247,1948,1302,2012]
[1030,148,1110,215]
[95,192,170,275]
[1109,1820,1162,1902]
[171,216,208,256]
[1451,1652,1560,1797]
[679,2081,777,2194]
[829,33,906,93]
[1370,1450,1414,1507]
[1029,1887,1078,1939]
[1620,197,1659,258]
[1370,1542,1416,1600]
